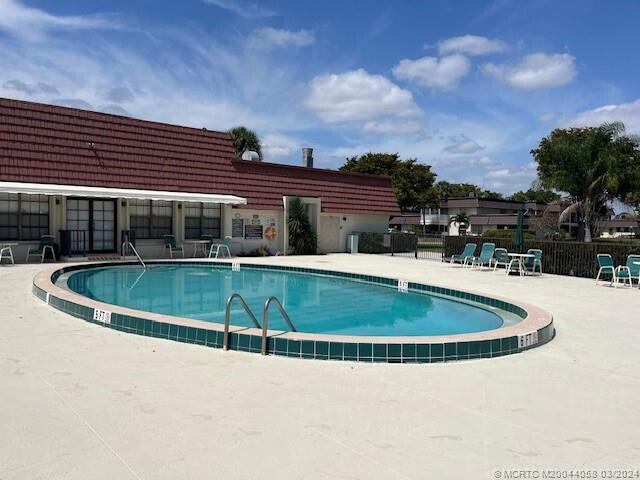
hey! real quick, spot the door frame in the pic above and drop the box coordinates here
[67,197,118,253]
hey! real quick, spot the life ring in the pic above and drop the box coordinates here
[264,226,277,241]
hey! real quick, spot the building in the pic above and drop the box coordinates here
[390,196,549,235]
[390,194,638,238]
[0,98,399,262]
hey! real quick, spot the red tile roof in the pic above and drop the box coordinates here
[0,98,400,215]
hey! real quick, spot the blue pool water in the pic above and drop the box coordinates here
[65,265,504,336]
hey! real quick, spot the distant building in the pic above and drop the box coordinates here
[389,194,638,238]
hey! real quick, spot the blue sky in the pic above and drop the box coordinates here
[1,0,639,193]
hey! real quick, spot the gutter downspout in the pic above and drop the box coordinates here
[282,196,288,255]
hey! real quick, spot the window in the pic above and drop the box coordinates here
[129,200,173,239]
[0,193,49,240]
[185,203,221,239]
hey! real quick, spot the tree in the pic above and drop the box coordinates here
[509,188,561,204]
[287,197,317,255]
[449,211,470,228]
[434,181,503,201]
[340,153,437,211]
[531,122,640,242]
[228,126,262,159]
[624,191,640,215]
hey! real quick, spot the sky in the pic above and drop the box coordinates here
[1,0,639,194]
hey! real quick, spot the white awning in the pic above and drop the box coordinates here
[0,182,247,205]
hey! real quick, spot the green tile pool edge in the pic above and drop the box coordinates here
[33,262,555,363]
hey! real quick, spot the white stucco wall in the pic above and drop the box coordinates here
[222,206,284,255]
[339,213,390,252]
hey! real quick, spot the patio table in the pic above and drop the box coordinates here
[507,253,535,276]
[183,239,211,258]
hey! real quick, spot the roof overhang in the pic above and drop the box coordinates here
[0,182,247,205]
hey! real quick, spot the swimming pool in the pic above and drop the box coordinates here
[34,261,555,362]
[65,264,504,336]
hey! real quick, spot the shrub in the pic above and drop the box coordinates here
[237,245,272,257]
[287,197,318,255]
[482,229,535,240]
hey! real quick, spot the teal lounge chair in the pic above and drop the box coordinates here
[209,235,232,258]
[163,235,184,258]
[626,254,640,286]
[468,242,496,270]
[26,235,56,263]
[595,254,630,287]
[493,248,510,272]
[523,249,543,275]
[449,243,476,266]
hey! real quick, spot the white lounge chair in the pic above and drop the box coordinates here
[209,236,232,258]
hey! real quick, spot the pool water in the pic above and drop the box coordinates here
[65,265,504,336]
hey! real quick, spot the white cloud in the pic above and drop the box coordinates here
[443,134,485,154]
[361,120,425,136]
[482,53,576,90]
[262,133,301,159]
[248,27,314,50]
[565,98,640,135]
[202,0,276,18]
[437,35,508,56]
[306,69,422,123]
[0,0,120,40]
[537,112,557,122]
[392,54,470,90]
[485,168,510,179]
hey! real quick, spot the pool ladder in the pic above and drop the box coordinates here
[121,240,146,269]
[224,293,296,355]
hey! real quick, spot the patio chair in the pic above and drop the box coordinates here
[626,254,640,286]
[26,235,56,263]
[449,243,476,266]
[0,244,14,265]
[523,249,543,275]
[493,248,510,272]
[468,242,496,270]
[595,254,630,288]
[209,235,232,258]
[163,235,184,258]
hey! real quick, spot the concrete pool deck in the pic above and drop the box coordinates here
[1,254,639,479]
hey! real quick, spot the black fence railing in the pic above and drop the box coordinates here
[443,235,640,278]
[59,230,88,257]
[356,233,443,261]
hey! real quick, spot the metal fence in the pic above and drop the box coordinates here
[356,233,444,261]
[356,232,640,278]
[443,235,640,278]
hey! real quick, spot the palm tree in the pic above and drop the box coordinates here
[449,211,470,233]
[228,126,262,160]
[532,122,640,242]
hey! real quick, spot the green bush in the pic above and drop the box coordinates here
[482,229,535,240]
[237,245,272,257]
[287,197,318,255]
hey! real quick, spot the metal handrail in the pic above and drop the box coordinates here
[224,293,261,350]
[122,241,146,269]
[261,296,296,355]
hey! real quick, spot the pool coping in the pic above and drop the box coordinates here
[32,260,555,362]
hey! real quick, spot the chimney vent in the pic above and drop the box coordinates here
[302,147,313,168]
[241,151,260,161]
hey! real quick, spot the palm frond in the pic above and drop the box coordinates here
[558,201,583,226]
